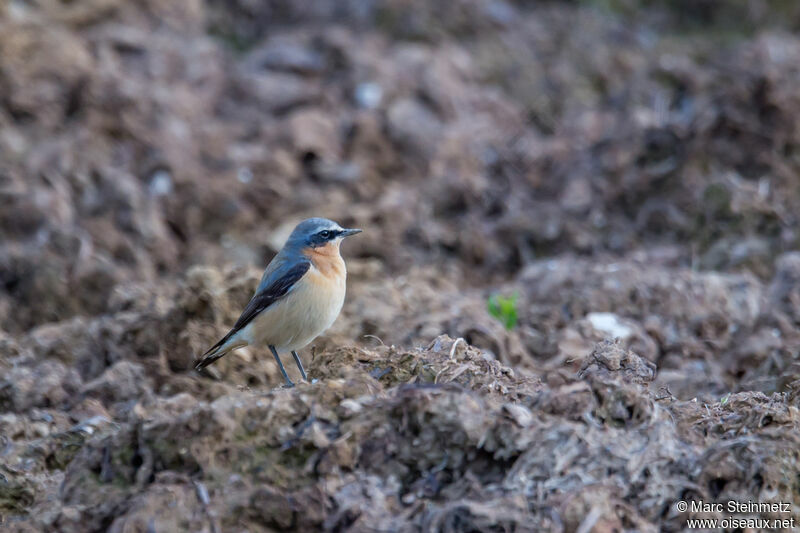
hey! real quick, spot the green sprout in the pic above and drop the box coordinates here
[487,293,519,330]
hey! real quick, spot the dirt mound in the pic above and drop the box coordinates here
[4,0,800,530]
[4,337,798,531]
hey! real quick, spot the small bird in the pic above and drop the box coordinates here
[195,218,361,386]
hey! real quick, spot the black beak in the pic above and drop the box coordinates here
[340,228,362,237]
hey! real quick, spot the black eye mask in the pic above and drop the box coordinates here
[310,229,341,246]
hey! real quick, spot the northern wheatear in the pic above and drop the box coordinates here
[195,218,361,387]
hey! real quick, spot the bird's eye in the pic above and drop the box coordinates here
[319,230,331,239]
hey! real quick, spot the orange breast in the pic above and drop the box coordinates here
[304,242,346,280]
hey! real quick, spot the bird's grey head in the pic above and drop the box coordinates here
[286,218,362,249]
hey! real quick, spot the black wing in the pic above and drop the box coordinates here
[195,260,311,369]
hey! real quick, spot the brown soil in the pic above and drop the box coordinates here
[2,1,800,531]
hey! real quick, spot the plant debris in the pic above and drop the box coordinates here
[2,0,800,531]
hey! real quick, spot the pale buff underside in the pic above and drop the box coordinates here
[230,261,346,353]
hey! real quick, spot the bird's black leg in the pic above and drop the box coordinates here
[269,345,294,387]
[291,351,307,381]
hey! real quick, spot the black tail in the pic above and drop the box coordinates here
[195,332,238,370]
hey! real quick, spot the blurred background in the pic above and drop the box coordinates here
[2,0,800,529]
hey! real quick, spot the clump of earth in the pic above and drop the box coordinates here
[2,0,800,531]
